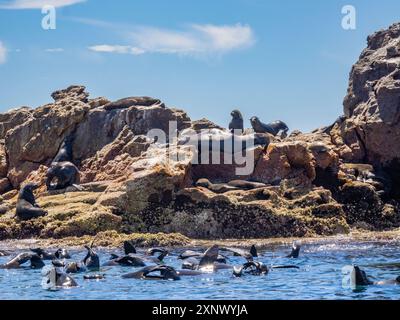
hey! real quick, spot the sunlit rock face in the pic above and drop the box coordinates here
[1,23,400,239]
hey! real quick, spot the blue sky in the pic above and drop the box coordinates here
[0,0,399,131]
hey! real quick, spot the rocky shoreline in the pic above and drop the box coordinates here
[0,23,400,241]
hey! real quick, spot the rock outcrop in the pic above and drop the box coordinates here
[0,23,400,240]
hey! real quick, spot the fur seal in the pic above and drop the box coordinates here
[196,179,238,194]
[227,180,267,190]
[103,254,146,267]
[30,248,71,260]
[233,261,268,277]
[220,245,258,261]
[53,135,74,164]
[351,266,400,286]
[16,183,47,221]
[181,245,231,271]
[287,241,301,258]
[42,265,78,289]
[0,252,44,269]
[250,116,289,137]
[104,97,165,111]
[229,110,244,134]
[122,265,181,281]
[82,245,100,271]
[46,161,80,191]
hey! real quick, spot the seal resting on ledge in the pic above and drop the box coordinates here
[104,96,165,110]
[46,161,80,191]
[16,183,47,221]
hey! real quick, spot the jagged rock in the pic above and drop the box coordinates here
[80,126,151,182]
[5,96,90,187]
[51,85,89,102]
[0,107,32,139]
[190,118,223,132]
[336,23,400,165]
[0,142,8,178]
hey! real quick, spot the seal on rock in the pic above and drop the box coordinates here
[52,134,74,164]
[196,179,238,194]
[104,97,165,110]
[250,116,289,137]
[16,183,47,221]
[229,110,244,134]
[46,161,80,191]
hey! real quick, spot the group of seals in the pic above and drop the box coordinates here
[16,134,81,221]
[228,109,289,137]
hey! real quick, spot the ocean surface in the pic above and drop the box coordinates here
[0,240,399,300]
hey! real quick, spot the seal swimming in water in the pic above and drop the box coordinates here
[103,254,146,267]
[181,245,231,271]
[16,183,47,221]
[122,265,181,281]
[41,265,78,289]
[233,261,269,277]
[30,247,71,260]
[46,161,80,191]
[220,245,258,261]
[229,109,244,134]
[0,252,44,269]
[82,244,100,271]
[286,241,301,258]
[250,116,289,137]
[350,266,400,286]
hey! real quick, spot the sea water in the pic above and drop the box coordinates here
[0,241,399,300]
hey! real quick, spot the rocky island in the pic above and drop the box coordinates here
[0,23,400,247]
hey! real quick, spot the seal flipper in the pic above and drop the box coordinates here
[353,266,373,286]
[233,266,244,277]
[250,245,258,258]
[287,241,301,258]
[198,245,219,268]
[30,254,45,269]
[123,240,137,255]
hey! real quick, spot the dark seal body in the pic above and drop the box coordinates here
[53,135,74,163]
[229,110,244,134]
[46,161,80,190]
[16,183,47,221]
[250,117,289,137]
[104,97,164,110]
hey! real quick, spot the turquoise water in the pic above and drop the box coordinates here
[0,241,399,300]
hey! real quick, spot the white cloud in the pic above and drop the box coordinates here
[88,45,145,55]
[0,42,6,64]
[88,23,255,57]
[45,48,64,52]
[0,0,85,9]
